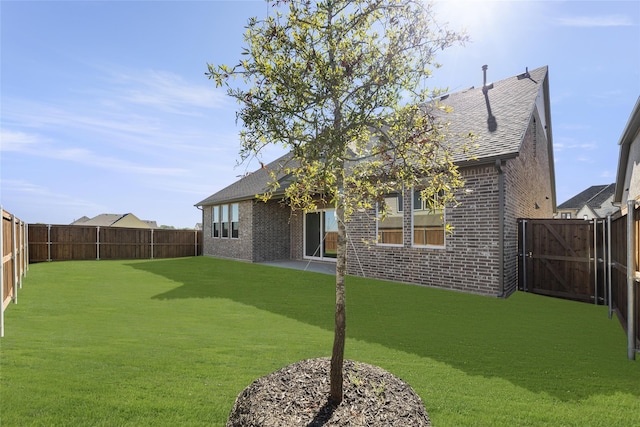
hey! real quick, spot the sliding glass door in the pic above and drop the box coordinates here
[304,209,337,260]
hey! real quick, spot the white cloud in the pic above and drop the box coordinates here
[107,68,229,114]
[554,15,633,27]
[0,129,49,152]
[553,137,597,152]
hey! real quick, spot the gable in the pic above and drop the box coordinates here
[440,66,549,164]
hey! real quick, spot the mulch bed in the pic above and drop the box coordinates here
[226,357,431,426]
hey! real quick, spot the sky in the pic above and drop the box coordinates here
[1,0,639,229]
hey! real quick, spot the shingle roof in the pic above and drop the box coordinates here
[196,66,549,206]
[195,153,295,206]
[440,65,548,163]
[557,184,616,210]
[77,213,125,226]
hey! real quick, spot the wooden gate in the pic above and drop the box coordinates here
[518,219,607,304]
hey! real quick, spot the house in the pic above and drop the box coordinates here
[614,96,640,209]
[70,213,156,229]
[195,65,556,297]
[555,184,618,219]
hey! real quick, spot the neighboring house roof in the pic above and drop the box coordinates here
[71,213,155,228]
[557,184,616,211]
[196,65,552,207]
[71,216,91,225]
[614,96,640,203]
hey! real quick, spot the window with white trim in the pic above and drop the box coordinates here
[212,206,220,237]
[221,205,229,238]
[231,203,239,238]
[212,203,239,239]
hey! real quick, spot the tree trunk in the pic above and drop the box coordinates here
[329,200,347,405]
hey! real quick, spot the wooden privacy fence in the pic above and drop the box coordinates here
[1,208,29,337]
[519,206,639,360]
[609,201,640,360]
[518,218,606,304]
[28,224,202,263]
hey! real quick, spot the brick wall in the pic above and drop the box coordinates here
[251,199,291,262]
[290,211,304,260]
[346,164,502,296]
[503,106,555,295]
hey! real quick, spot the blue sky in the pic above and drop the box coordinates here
[1,0,639,228]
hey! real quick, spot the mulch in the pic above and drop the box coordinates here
[225,357,431,426]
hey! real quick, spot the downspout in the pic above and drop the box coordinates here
[495,159,505,297]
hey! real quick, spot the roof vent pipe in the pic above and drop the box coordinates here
[482,65,494,93]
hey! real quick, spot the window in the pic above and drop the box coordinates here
[212,206,220,237]
[377,193,403,245]
[561,212,572,219]
[231,203,239,238]
[221,205,229,238]
[412,188,445,247]
[212,203,239,239]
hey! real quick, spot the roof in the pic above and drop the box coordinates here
[440,65,549,164]
[196,153,295,206]
[197,66,551,206]
[74,213,125,227]
[557,184,616,210]
[614,96,640,203]
[70,213,156,228]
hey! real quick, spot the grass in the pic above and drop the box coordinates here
[1,257,638,426]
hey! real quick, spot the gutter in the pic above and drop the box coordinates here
[495,159,505,297]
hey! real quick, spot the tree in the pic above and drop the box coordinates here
[207,0,468,405]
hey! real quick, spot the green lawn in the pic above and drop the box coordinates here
[1,257,638,426]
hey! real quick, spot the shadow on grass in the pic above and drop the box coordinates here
[127,257,639,402]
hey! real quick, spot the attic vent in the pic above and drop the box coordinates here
[482,65,494,93]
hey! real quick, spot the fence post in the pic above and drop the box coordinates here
[17,219,23,289]
[151,229,154,259]
[194,229,198,256]
[11,214,17,305]
[521,219,527,292]
[607,215,613,318]
[47,224,52,262]
[593,218,598,305]
[1,208,5,337]
[626,200,636,360]
[25,223,29,275]
[96,226,100,260]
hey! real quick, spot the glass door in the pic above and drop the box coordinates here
[304,209,337,261]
